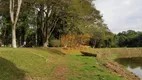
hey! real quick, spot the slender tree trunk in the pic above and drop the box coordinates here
[93,40,97,48]
[12,24,17,48]
[42,29,48,47]
[35,28,38,46]
[9,0,22,48]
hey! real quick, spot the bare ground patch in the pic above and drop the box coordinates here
[50,64,69,80]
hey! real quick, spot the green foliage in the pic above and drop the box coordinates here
[88,25,114,48]
[116,30,142,47]
[0,16,11,45]
[0,0,114,48]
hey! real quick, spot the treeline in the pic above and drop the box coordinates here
[0,0,141,48]
[116,30,142,47]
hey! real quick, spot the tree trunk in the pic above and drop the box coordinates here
[43,40,49,47]
[43,33,49,47]
[93,40,97,48]
[12,24,17,48]
[9,0,22,48]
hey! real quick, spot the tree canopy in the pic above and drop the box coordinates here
[0,0,141,48]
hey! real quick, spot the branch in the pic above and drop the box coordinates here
[9,0,14,24]
[14,0,22,27]
[47,18,59,39]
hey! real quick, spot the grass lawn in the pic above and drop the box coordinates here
[0,48,125,80]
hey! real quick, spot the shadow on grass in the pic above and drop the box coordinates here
[40,48,66,55]
[76,54,96,58]
[0,57,25,80]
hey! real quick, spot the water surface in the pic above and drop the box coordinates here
[115,57,142,79]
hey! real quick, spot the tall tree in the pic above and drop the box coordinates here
[36,0,70,47]
[9,0,22,48]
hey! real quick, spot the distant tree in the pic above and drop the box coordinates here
[116,30,142,47]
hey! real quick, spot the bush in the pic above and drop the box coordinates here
[61,34,91,48]
[49,40,61,47]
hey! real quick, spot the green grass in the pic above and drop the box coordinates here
[0,48,125,80]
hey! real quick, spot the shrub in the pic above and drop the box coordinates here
[61,34,91,48]
[49,40,61,47]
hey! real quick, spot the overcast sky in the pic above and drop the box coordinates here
[94,0,142,33]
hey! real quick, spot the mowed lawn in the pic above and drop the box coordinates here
[0,48,125,80]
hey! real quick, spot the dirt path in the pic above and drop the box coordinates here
[47,53,69,80]
[51,64,69,80]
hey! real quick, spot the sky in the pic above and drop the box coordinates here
[94,0,142,33]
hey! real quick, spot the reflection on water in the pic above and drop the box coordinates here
[115,57,142,79]
[128,67,142,79]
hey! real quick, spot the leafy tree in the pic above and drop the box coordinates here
[116,30,142,47]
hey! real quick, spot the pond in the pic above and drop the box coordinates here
[115,57,142,79]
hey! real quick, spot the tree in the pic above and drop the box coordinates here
[35,0,73,47]
[0,0,113,48]
[116,30,142,47]
[9,0,22,48]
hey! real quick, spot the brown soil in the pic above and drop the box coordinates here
[51,64,69,80]
[103,60,140,80]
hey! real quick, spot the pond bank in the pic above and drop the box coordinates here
[81,48,142,80]
[115,57,142,79]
